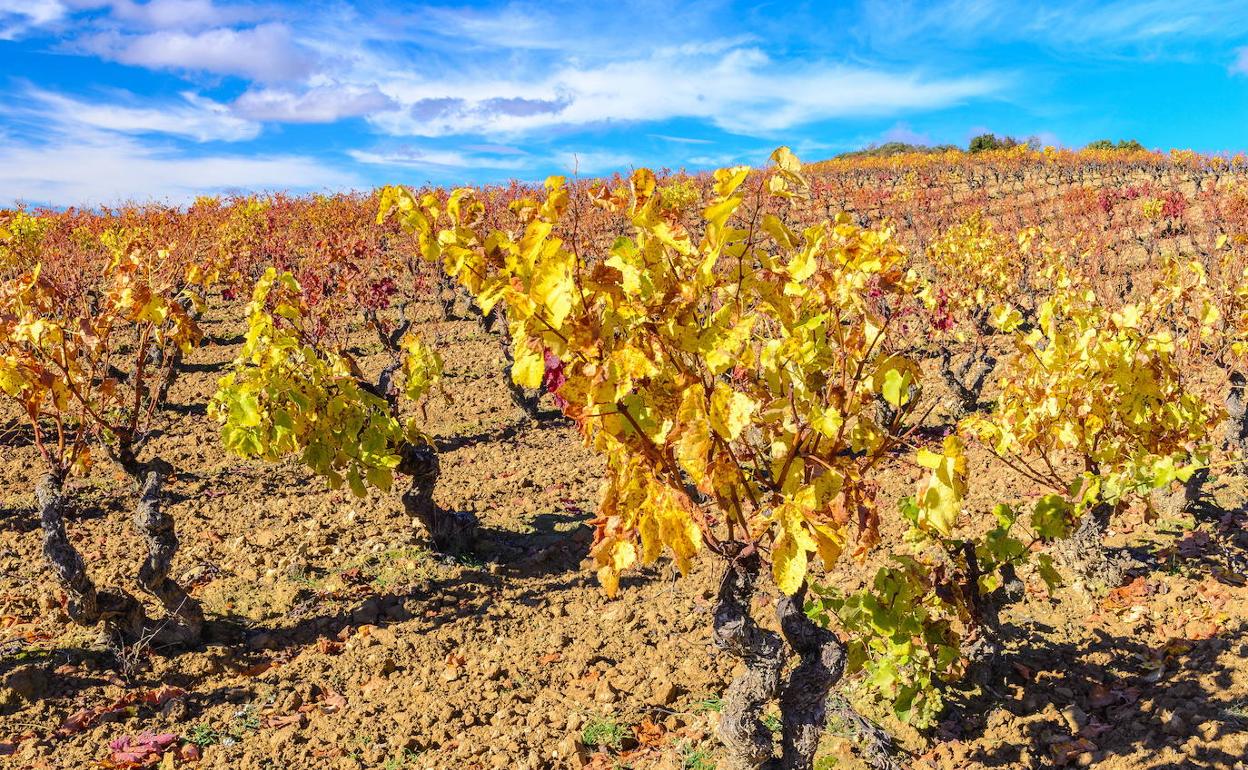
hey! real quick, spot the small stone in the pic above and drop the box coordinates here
[1162,712,1187,736]
[651,680,679,706]
[247,632,278,651]
[2,666,47,702]
[1197,719,1218,741]
[1060,705,1088,733]
[352,597,381,626]
[593,677,618,704]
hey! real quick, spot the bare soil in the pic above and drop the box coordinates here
[0,299,1245,770]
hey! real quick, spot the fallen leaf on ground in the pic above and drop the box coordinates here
[106,731,177,767]
[318,692,347,714]
[264,713,305,729]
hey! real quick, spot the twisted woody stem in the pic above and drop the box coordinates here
[712,550,786,770]
[398,442,478,554]
[131,458,203,643]
[36,472,98,625]
[711,546,903,770]
[36,471,145,644]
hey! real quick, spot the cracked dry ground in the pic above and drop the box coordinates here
[0,299,1247,770]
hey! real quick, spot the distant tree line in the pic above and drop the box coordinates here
[1083,138,1146,151]
[967,134,1147,153]
[835,141,959,159]
[837,134,1148,158]
[968,133,1042,152]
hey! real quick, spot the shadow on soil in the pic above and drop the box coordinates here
[949,617,1247,770]
[948,490,1248,770]
[434,410,568,453]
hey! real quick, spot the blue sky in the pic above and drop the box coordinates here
[1,0,1247,205]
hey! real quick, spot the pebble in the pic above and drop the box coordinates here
[1060,705,1088,733]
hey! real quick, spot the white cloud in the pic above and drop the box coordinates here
[420,3,562,51]
[348,147,530,171]
[0,128,359,206]
[366,45,1003,139]
[410,3,729,54]
[27,87,260,141]
[351,144,642,177]
[106,0,264,30]
[83,22,313,81]
[233,85,397,123]
[881,122,932,145]
[553,151,635,175]
[650,134,715,145]
[860,0,1248,52]
[1026,1,1241,46]
[1231,47,1248,76]
[0,0,67,39]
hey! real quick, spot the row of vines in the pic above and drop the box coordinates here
[3,145,1248,769]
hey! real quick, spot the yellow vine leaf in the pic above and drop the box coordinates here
[530,247,575,328]
[709,382,756,442]
[915,436,967,536]
[772,488,818,594]
[675,386,712,485]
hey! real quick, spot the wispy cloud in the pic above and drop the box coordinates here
[404,2,748,56]
[881,122,932,145]
[553,151,636,175]
[106,0,267,31]
[25,87,261,141]
[348,146,531,171]
[366,44,1004,138]
[233,84,397,122]
[418,2,568,51]
[0,0,66,40]
[0,128,358,206]
[80,22,314,80]
[650,135,716,145]
[1231,47,1248,76]
[859,0,1248,52]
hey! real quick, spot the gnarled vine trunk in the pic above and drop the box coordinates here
[399,442,478,554]
[436,271,460,321]
[130,459,204,644]
[953,539,1024,690]
[774,584,847,770]
[937,346,995,419]
[713,552,786,769]
[37,473,99,626]
[712,550,900,770]
[1225,370,1248,457]
[37,472,144,644]
[1052,502,1131,593]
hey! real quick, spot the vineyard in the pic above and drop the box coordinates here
[1,146,1247,770]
